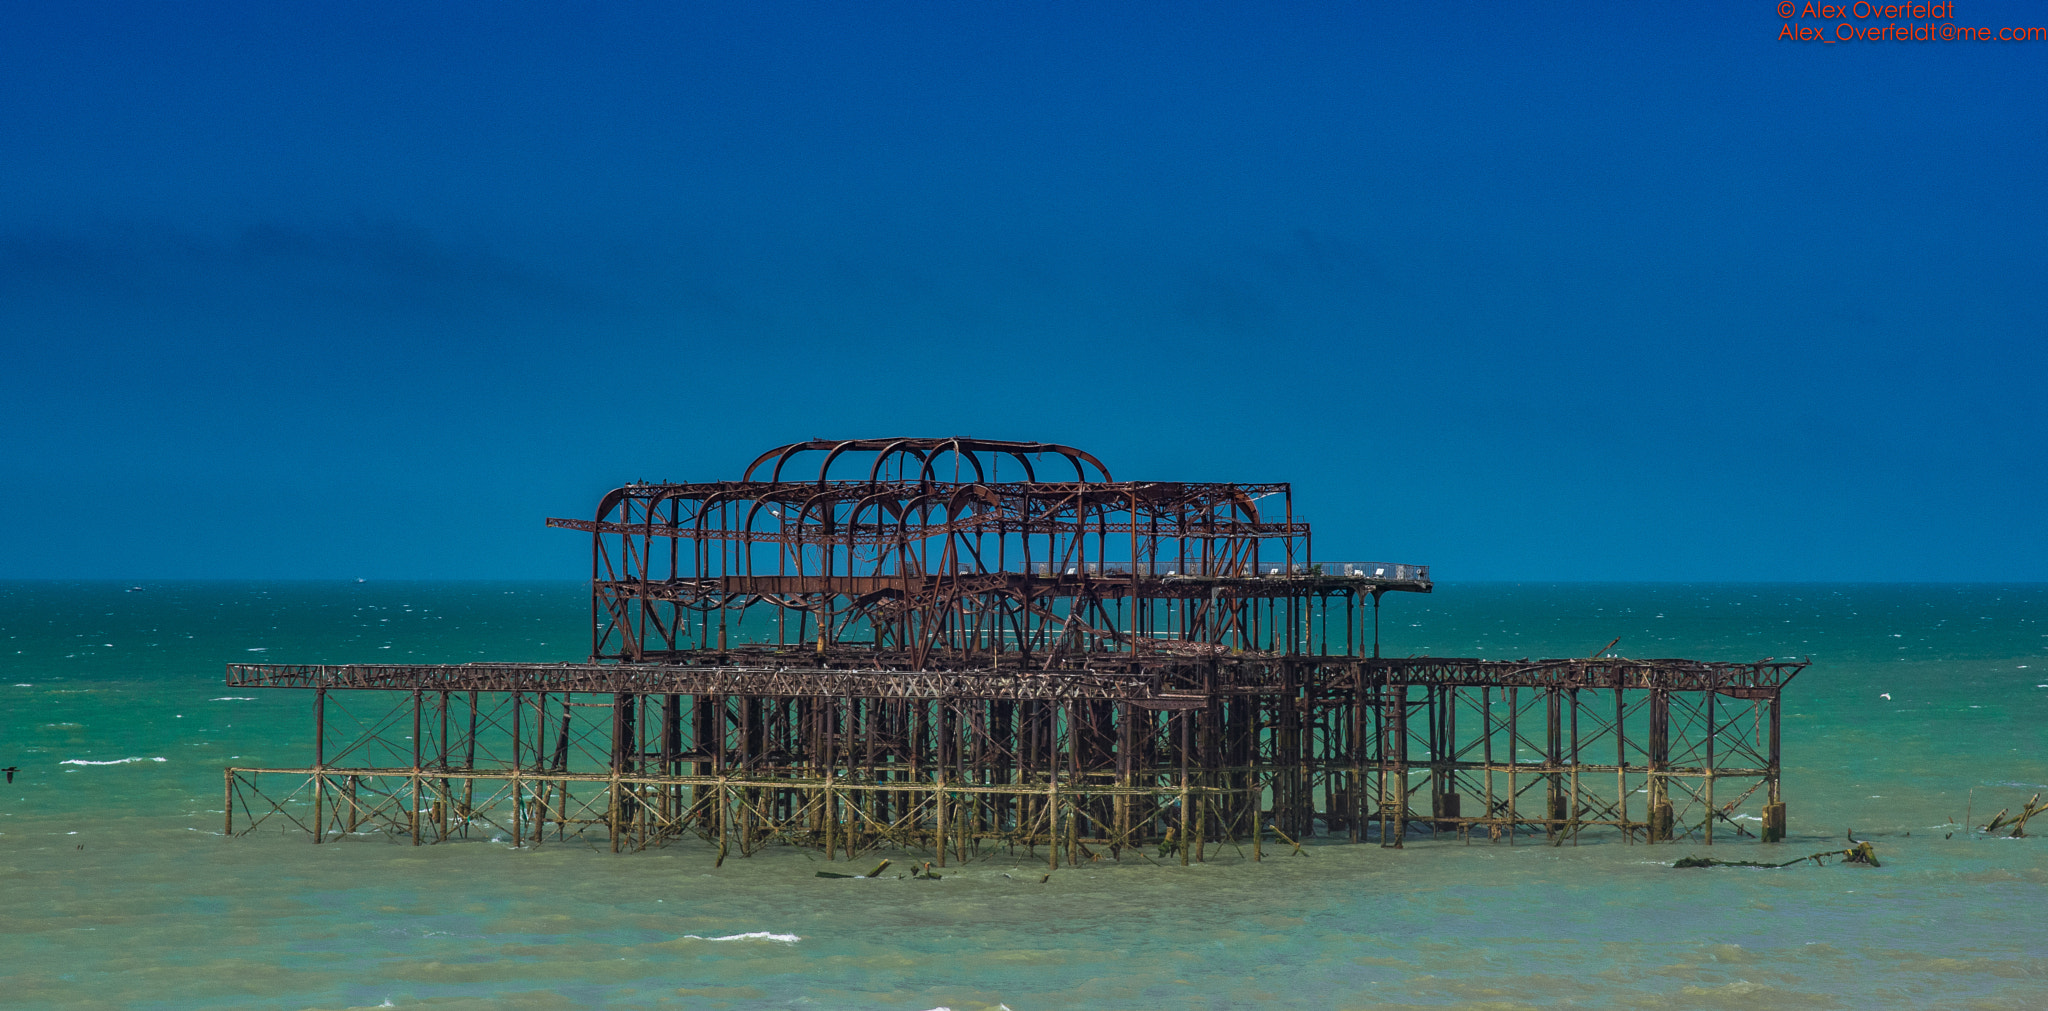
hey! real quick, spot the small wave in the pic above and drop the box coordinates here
[60,757,167,766]
[680,931,801,943]
[211,697,257,701]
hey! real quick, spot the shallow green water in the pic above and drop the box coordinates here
[4,581,2045,1009]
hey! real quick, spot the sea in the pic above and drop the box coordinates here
[2,581,2044,1010]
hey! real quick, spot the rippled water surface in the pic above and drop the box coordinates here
[3,581,2045,1009]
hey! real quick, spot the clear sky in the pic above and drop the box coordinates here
[2,3,2042,581]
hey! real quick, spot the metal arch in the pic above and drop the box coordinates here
[741,438,1109,484]
[591,486,631,526]
[572,437,1426,712]
[915,438,987,485]
[741,442,812,484]
[865,438,931,485]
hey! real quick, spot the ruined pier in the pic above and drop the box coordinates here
[225,438,1800,861]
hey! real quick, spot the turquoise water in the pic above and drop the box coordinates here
[3,581,2045,1009]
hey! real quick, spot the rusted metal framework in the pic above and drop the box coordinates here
[225,438,1800,863]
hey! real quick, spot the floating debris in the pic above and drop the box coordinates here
[1982,793,2045,838]
[814,858,890,880]
[1676,833,1880,869]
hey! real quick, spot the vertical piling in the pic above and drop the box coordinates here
[312,687,325,844]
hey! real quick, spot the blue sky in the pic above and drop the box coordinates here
[2,2,2042,581]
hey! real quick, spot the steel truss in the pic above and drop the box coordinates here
[225,438,1799,861]
[225,656,1801,861]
